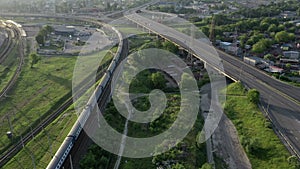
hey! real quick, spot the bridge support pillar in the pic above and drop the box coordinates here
[178,48,186,58]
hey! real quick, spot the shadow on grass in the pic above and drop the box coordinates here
[39,72,72,89]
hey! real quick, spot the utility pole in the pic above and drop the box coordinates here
[189,25,195,64]
[234,27,238,56]
[209,15,215,44]
[6,115,13,133]
[69,155,74,169]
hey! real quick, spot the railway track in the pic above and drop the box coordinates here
[0,16,123,168]
[61,39,129,169]
[0,24,24,99]
[0,28,14,64]
[0,54,113,167]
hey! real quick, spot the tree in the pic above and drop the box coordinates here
[246,33,264,46]
[162,41,178,53]
[155,40,162,48]
[268,24,278,32]
[79,153,97,169]
[275,31,295,43]
[260,22,270,32]
[200,163,213,169]
[29,53,41,68]
[264,54,271,60]
[151,72,166,89]
[238,34,247,48]
[252,42,267,54]
[35,33,44,45]
[44,25,54,34]
[201,26,210,37]
[99,156,109,168]
[287,155,300,169]
[35,25,54,46]
[277,24,285,32]
[247,138,260,154]
[252,38,272,54]
[172,163,186,169]
[286,63,292,71]
[247,89,260,104]
[287,27,296,33]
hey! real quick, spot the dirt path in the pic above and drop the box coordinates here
[212,114,252,169]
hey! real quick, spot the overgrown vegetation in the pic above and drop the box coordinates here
[224,82,299,169]
[29,53,41,68]
[80,34,210,169]
[80,69,207,169]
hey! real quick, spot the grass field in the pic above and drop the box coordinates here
[0,55,77,154]
[2,49,114,168]
[224,82,297,169]
[3,106,77,169]
[118,27,145,35]
[0,48,114,157]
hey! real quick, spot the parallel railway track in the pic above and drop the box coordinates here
[0,23,24,99]
[61,39,129,169]
[0,57,113,167]
[0,28,14,64]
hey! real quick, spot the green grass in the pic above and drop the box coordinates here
[0,49,113,155]
[3,106,78,169]
[1,49,114,168]
[0,55,77,154]
[224,82,296,169]
[118,27,145,35]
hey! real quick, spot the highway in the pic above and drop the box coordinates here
[125,13,300,159]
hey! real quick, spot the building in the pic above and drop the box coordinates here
[220,41,232,51]
[44,0,56,14]
[54,26,76,36]
[266,66,284,73]
[283,51,299,59]
[280,11,297,19]
[281,44,293,51]
[244,56,262,66]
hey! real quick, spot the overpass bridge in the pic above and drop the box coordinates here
[1,8,300,168]
[125,12,300,159]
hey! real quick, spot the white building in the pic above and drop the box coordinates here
[283,51,299,59]
[244,56,262,66]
